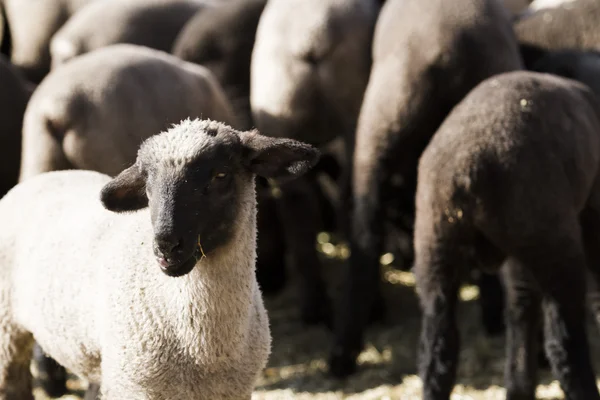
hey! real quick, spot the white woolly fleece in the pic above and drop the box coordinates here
[0,167,270,399]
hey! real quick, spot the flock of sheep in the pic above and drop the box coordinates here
[1,0,600,398]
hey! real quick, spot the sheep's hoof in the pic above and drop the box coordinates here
[328,346,359,379]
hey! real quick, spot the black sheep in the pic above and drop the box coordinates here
[415,70,600,400]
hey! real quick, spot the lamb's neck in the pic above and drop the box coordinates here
[159,210,260,365]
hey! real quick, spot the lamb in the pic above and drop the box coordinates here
[173,0,267,130]
[2,0,99,82]
[19,44,236,181]
[329,0,523,378]
[50,0,212,69]
[414,70,600,400]
[0,118,320,399]
[0,55,31,198]
[250,0,381,325]
[515,0,600,68]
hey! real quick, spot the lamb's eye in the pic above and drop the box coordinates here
[214,172,227,179]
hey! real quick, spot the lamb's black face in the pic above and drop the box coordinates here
[142,141,246,277]
[100,119,321,278]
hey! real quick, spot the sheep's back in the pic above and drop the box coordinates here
[23,44,233,177]
[50,0,210,68]
[418,71,600,229]
[0,170,152,382]
[515,0,600,53]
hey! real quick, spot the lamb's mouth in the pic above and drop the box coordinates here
[157,246,203,278]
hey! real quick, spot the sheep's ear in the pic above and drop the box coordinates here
[100,164,148,212]
[240,130,320,180]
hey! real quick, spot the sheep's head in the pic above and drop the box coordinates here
[100,118,320,277]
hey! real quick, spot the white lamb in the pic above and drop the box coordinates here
[0,119,320,399]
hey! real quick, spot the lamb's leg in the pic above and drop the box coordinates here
[276,176,331,325]
[522,234,600,400]
[502,258,542,400]
[580,203,600,331]
[477,271,506,336]
[255,187,287,295]
[33,343,67,397]
[414,241,461,400]
[0,328,34,400]
[329,158,387,378]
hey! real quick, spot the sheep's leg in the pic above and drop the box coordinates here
[329,152,388,378]
[502,258,542,400]
[580,203,600,331]
[0,328,34,400]
[276,176,331,326]
[414,242,461,400]
[522,236,600,400]
[33,343,67,397]
[336,131,355,237]
[477,271,505,336]
[255,188,287,295]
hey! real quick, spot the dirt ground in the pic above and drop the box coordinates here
[32,237,600,400]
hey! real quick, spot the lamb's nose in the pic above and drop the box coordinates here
[155,234,182,257]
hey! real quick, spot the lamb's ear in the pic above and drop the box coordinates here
[100,164,148,212]
[240,130,320,180]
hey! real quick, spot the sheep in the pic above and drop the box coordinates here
[414,70,600,400]
[0,55,31,198]
[2,0,99,83]
[328,0,523,378]
[173,0,267,130]
[0,118,320,399]
[18,42,233,395]
[19,43,236,181]
[50,0,213,69]
[515,0,600,68]
[250,0,381,326]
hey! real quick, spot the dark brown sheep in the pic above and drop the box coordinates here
[329,0,523,378]
[415,70,600,400]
